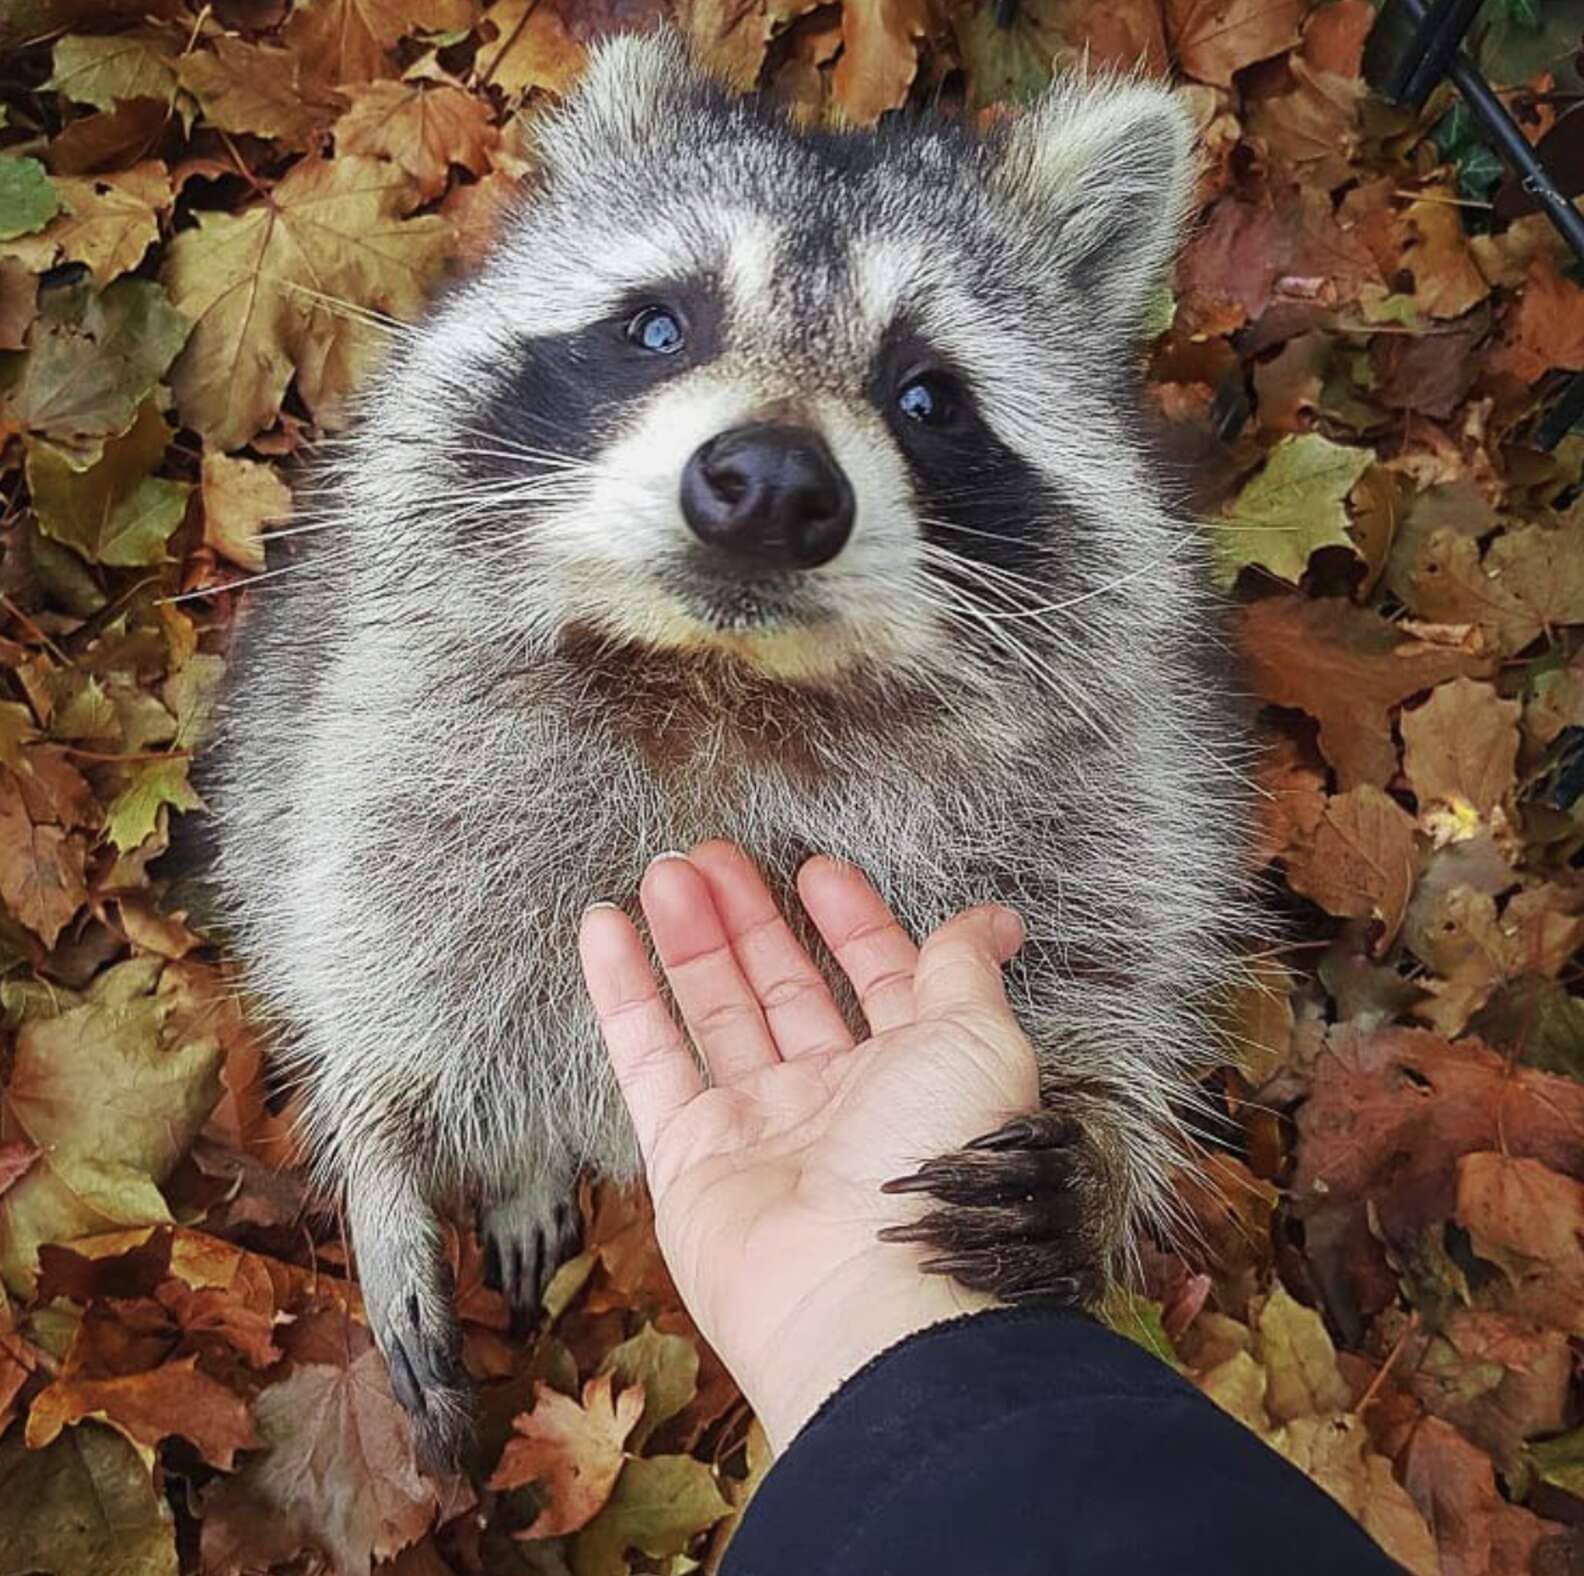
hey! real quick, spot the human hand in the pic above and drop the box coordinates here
[577,841,1042,1452]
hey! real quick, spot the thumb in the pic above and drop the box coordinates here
[911,903,1024,1022]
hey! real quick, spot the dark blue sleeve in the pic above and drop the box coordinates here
[721,1307,1405,1576]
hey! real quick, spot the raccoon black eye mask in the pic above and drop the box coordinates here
[208,29,1258,1469]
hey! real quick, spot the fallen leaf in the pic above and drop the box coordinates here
[0,1423,178,1576]
[489,1374,643,1538]
[177,37,340,150]
[477,0,588,95]
[334,80,499,204]
[199,1347,448,1575]
[1280,784,1418,951]
[1166,0,1303,87]
[25,400,190,568]
[833,0,934,125]
[103,757,203,853]
[571,1453,732,1576]
[47,31,180,111]
[1402,676,1520,832]
[596,1323,698,1450]
[0,155,62,241]
[162,154,451,450]
[27,1352,258,1470]
[282,0,478,89]
[0,767,88,947]
[1490,256,1584,382]
[1238,596,1487,788]
[200,451,289,573]
[3,277,190,443]
[1455,1151,1584,1334]
[2,163,170,286]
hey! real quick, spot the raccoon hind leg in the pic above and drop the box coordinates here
[878,1108,1116,1307]
[479,1164,583,1336]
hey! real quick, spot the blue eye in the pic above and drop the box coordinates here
[897,372,958,426]
[629,305,685,354]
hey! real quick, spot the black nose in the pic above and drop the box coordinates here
[680,423,855,570]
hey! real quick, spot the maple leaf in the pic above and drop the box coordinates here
[1280,785,1418,952]
[489,1374,644,1537]
[597,1322,698,1450]
[47,31,181,112]
[476,0,588,96]
[104,757,203,854]
[0,972,223,1293]
[1490,256,1584,382]
[0,155,61,241]
[27,1352,257,1469]
[2,277,190,443]
[1211,433,1372,588]
[1401,677,1519,834]
[176,37,341,151]
[335,81,500,204]
[0,1423,179,1576]
[199,1347,446,1575]
[2,163,170,287]
[200,451,288,573]
[1165,0,1303,88]
[1238,596,1487,788]
[162,154,451,450]
[0,767,88,948]
[571,1453,732,1576]
[25,400,190,568]
[832,0,933,124]
[284,0,479,89]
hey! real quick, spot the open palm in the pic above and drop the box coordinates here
[578,841,1040,1449]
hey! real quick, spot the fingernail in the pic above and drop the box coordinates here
[582,900,621,914]
[648,850,690,865]
[991,906,1024,955]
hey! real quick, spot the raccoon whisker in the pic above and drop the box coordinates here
[277,281,419,340]
[158,559,316,604]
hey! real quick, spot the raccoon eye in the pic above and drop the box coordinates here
[628,305,686,355]
[896,372,959,427]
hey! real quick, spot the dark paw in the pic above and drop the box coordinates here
[480,1189,582,1336]
[380,1280,471,1474]
[878,1111,1104,1306]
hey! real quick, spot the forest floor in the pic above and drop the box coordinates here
[0,0,1582,1572]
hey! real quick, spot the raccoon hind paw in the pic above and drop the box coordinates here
[878,1110,1106,1307]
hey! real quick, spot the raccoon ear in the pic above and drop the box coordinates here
[993,78,1196,339]
[535,30,704,175]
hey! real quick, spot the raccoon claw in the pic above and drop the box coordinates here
[380,1286,470,1474]
[481,1189,582,1334]
[879,1110,1103,1306]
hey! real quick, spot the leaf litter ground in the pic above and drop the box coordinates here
[1,0,1583,1571]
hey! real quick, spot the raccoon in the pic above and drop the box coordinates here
[209,30,1258,1468]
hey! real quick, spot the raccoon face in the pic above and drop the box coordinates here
[362,32,1196,688]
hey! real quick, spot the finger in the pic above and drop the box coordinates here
[578,903,704,1164]
[689,841,853,1059]
[796,856,921,1034]
[640,854,779,1085]
[911,904,1025,1023]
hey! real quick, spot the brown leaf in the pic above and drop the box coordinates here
[0,767,87,947]
[200,452,290,573]
[27,1352,258,1470]
[832,0,933,125]
[1,163,170,286]
[1293,1025,1584,1318]
[477,0,588,96]
[0,1140,39,1196]
[283,0,478,89]
[488,1374,643,1537]
[1399,1415,1565,1576]
[1398,195,1490,319]
[1456,1152,1584,1334]
[1237,596,1487,788]
[1490,256,1584,381]
[334,81,500,204]
[1401,676,1520,827]
[177,37,340,150]
[1280,784,1418,952]
[200,1346,447,1575]
[1166,0,1303,87]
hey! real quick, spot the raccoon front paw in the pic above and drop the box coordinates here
[878,1111,1105,1307]
[480,1185,582,1334]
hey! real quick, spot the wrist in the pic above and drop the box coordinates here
[736,1245,997,1454]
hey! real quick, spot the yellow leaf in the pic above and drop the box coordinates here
[200,452,290,573]
[334,80,499,203]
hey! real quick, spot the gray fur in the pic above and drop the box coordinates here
[209,31,1260,1465]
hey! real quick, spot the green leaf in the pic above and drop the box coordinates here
[26,401,190,568]
[953,5,1055,111]
[572,1456,732,1576]
[47,31,179,111]
[1,278,190,443]
[1530,1426,1584,1499]
[0,1423,178,1576]
[1469,976,1584,1080]
[1456,142,1504,203]
[596,1324,699,1451]
[103,757,202,853]
[0,155,62,241]
[1210,433,1374,589]
[1100,1286,1183,1371]
[1430,101,1478,162]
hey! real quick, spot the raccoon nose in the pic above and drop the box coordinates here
[680,423,855,570]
